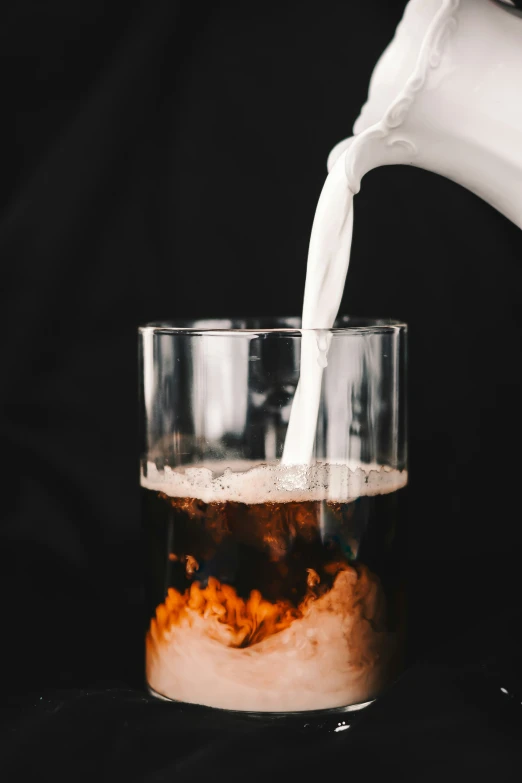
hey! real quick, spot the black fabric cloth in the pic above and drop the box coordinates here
[1,1,522,779]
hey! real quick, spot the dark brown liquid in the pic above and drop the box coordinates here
[143,486,407,634]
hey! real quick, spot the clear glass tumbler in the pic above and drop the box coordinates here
[139,317,407,716]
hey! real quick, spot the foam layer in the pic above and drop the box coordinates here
[141,460,407,504]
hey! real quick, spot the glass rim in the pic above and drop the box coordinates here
[139,316,407,336]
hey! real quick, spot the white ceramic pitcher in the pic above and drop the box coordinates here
[328,0,522,228]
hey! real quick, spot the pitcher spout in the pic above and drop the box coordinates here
[328,0,522,228]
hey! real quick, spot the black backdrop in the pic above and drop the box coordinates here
[1,1,521,779]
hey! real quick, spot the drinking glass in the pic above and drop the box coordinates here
[139,317,407,718]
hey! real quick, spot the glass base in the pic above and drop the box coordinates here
[147,685,376,732]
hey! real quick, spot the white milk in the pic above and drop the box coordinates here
[282,149,355,465]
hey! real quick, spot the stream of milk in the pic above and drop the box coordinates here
[282,149,356,465]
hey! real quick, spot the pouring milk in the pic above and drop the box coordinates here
[283,0,522,465]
